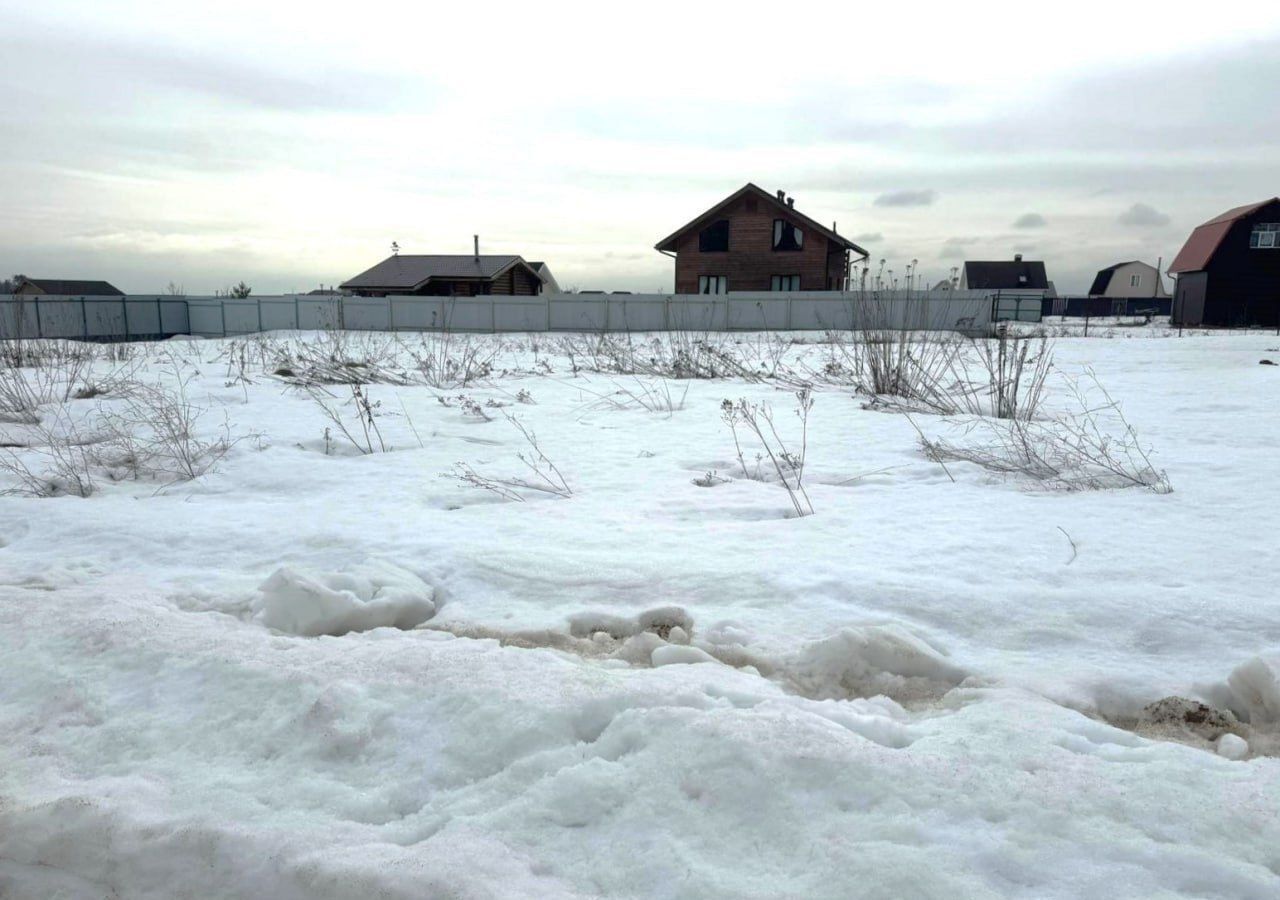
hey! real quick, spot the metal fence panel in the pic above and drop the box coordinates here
[1,289,1016,341]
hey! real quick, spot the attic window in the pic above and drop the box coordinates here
[772,220,803,251]
[1130,273,1142,287]
[1251,224,1280,248]
[1017,273,1028,285]
[699,219,730,252]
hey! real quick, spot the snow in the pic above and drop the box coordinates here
[254,561,437,637]
[2,326,1280,897]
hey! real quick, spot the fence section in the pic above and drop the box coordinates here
[0,296,189,340]
[1,289,1030,341]
[1044,296,1174,318]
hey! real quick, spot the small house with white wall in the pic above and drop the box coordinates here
[1087,261,1168,298]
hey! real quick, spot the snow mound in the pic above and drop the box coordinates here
[651,644,719,667]
[787,624,968,703]
[1226,657,1280,725]
[253,561,437,637]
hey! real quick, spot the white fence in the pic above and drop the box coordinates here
[0,289,1039,341]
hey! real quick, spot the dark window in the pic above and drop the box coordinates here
[1250,223,1280,248]
[772,219,804,251]
[770,275,801,291]
[698,275,727,295]
[699,219,730,252]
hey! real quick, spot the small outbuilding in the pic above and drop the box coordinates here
[13,277,124,297]
[1088,261,1168,299]
[1169,198,1280,327]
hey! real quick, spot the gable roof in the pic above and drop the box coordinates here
[1088,260,1142,296]
[654,183,868,257]
[17,278,124,296]
[527,261,560,293]
[962,260,1049,290]
[340,255,531,290]
[1169,198,1280,273]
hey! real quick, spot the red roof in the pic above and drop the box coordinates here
[1169,199,1278,273]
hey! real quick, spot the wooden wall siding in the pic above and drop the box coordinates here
[672,197,848,292]
[512,267,541,295]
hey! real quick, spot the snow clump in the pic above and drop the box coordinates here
[253,560,437,637]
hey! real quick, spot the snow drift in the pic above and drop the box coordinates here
[253,561,436,637]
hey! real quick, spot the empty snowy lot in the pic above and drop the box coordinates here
[2,325,1279,898]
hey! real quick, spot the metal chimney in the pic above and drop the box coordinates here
[1014,253,1023,262]
[787,197,794,208]
[474,235,479,260]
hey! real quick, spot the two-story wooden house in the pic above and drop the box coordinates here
[655,184,868,293]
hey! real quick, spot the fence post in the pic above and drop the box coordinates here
[82,297,89,339]
[33,296,42,339]
[786,294,794,330]
[257,297,263,334]
[121,297,130,339]
[219,300,227,337]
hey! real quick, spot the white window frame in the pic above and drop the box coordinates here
[1250,223,1279,248]
[698,275,727,295]
[770,275,801,291]
[1130,273,1142,288]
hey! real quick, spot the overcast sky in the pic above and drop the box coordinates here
[3,1,1279,295]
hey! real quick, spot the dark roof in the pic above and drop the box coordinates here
[1169,198,1280,273]
[654,183,868,257]
[340,255,530,290]
[1087,261,1137,296]
[18,278,124,296]
[962,260,1049,290]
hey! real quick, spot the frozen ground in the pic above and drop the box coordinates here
[2,325,1280,898]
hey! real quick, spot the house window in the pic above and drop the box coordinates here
[771,275,801,291]
[772,219,804,251]
[698,275,727,295]
[1130,273,1142,288]
[1251,224,1280,248]
[699,219,729,252]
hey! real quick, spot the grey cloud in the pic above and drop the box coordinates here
[852,232,884,243]
[1013,213,1047,229]
[939,237,982,259]
[5,34,415,114]
[875,190,936,207]
[1118,203,1172,227]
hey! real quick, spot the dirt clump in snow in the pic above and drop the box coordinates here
[1135,696,1245,745]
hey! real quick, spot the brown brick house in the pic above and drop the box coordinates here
[655,183,868,293]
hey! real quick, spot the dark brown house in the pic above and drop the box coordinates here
[340,254,546,297]
[1169,198,1280,327]
[655,183,868,293]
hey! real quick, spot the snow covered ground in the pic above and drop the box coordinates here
[2,325,1280,898]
